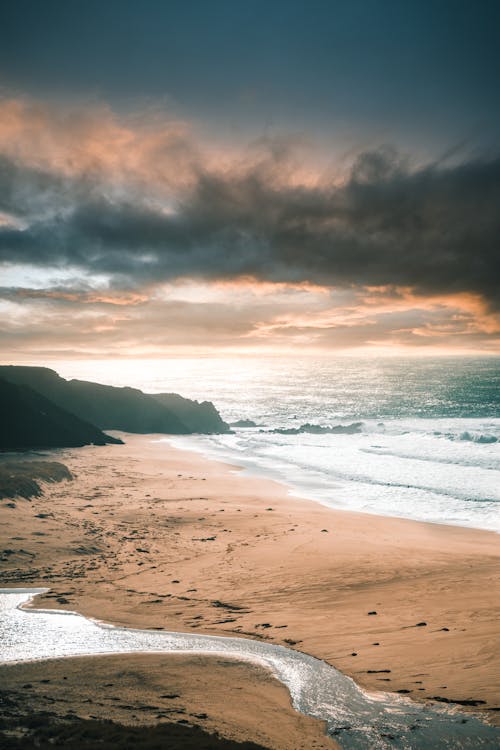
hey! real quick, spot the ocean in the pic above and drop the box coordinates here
[53,356,500,533]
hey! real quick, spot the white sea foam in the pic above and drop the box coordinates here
[54,356,500,532]
[170,416,500,532]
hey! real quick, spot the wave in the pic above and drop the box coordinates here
[267,422,363,435]
[458,431,498,444]
[359,446,498,472]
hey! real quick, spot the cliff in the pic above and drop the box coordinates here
[0,377,122,451]
[0,366,230,435]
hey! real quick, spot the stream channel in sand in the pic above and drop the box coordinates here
[1,589,499,750]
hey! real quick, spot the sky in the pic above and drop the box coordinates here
[0,0,499,361]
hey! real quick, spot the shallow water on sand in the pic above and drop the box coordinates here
[1,589,499,750]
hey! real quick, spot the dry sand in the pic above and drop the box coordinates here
[1,432,499,734]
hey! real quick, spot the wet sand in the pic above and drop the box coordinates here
[0,654,335,750]
[0,433,499,729]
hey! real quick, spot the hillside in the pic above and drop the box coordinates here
[150,393,231,433]
[0,377,122,452]
[0,366,230,435]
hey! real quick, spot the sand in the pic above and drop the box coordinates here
[1,432,499,734]
[0,654,334,750]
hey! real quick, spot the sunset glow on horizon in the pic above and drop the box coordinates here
[0,1,499,363]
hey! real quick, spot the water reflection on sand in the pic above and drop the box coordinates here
[1,589,498,750]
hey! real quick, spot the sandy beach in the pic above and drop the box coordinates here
[0,653,335,749]
[1,433,499,737]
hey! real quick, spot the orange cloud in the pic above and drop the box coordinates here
[2,277,498,357]
[0,96,344,204]
[0,96,498,358]
[358,287,500,334]
[10,288,148,306]
[205,277,331,296]
[0,97,199,197]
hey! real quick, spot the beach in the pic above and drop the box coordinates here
[1,433,499,738]
[0,653,335,750]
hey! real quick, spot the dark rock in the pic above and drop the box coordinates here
[211,600,245,611]
[270,421,363,435]
[230,419,258,428]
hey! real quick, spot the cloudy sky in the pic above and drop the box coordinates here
[0,0,499,360]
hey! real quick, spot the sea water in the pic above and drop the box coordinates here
[54,356,500,532]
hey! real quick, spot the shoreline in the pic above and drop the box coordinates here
[0,652,336,750]
[4,592,500,749]
[1,433,499,728]
[170,433,500,536]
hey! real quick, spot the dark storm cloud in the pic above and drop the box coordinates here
[0,155,73,218]
[1,1,499,150]
[1,146,499,305]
